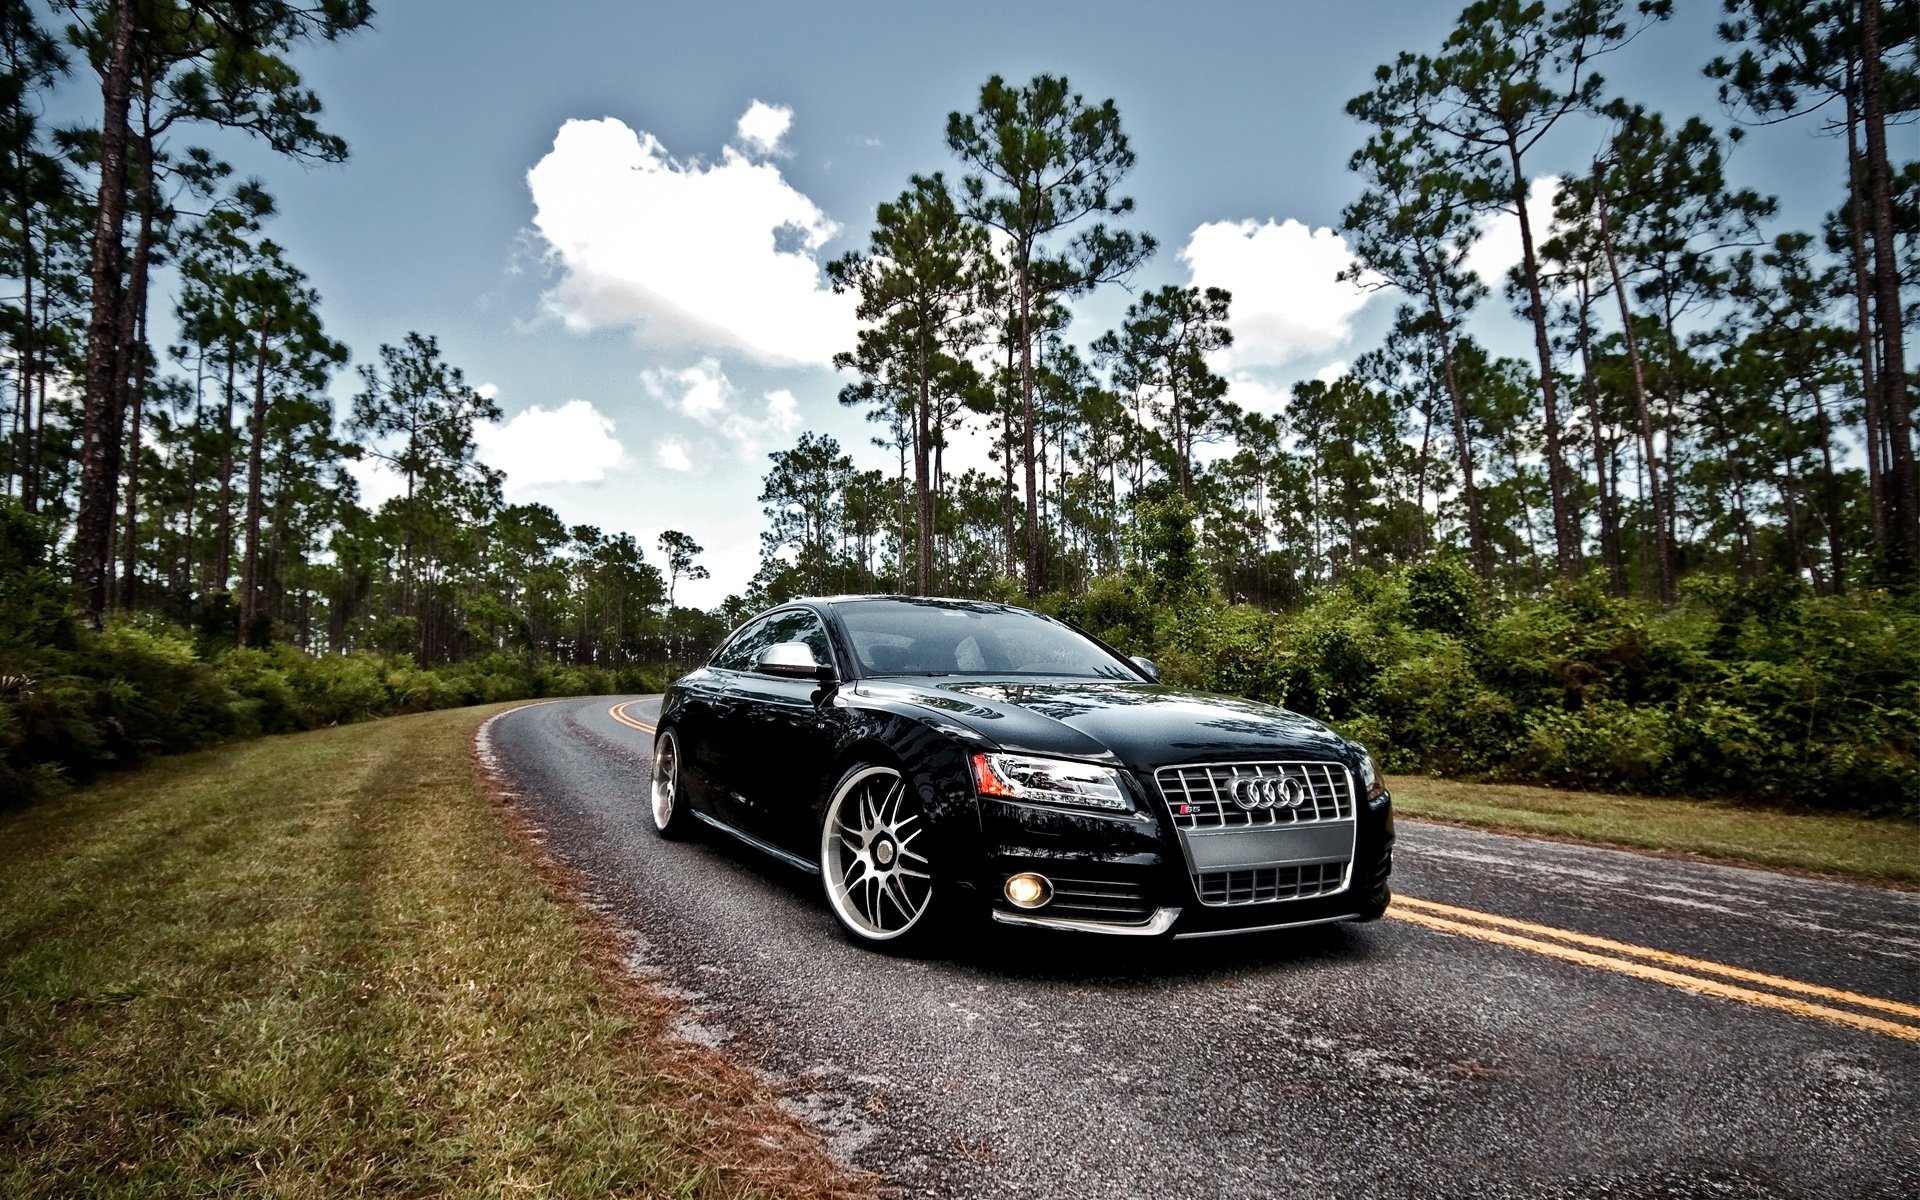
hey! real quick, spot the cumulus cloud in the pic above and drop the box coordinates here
[1179,219,1377,370]
[642,359,802,458]
[1219,371,1292,417]
[656,439,692,472]
[526,112,856,365]
[345,456,407,512]
[474,399,625,496]
[735,100,793,156]
[1463,175,1561,291]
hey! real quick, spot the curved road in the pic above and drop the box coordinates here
[483,696,1920,1199]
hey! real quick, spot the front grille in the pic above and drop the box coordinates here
[1004,875,1155,924]
[1156,761,1354,830]
[1196,861,1349,906]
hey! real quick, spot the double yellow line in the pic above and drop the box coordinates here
[1390,895,1920,1042]
[609,700,657,736]
[595,704,1915,1041]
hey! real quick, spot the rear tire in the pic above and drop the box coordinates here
[650,728,697,840]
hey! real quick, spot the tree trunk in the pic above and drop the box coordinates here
[1716,415,1758,580]
[28,221,60,511]
[8,141,36,507]
[1509,144,1579,576]
[1413,381,1435,559]
[1844,62,1886,551]
[270,432,292,627]
[118,128,156,610]
[1017,249,1041,595]
[1511,444,1543,586]
[1428,279,1490,581]
[73,0,138,627]
[915,335,933,596]
[217,356,237,592]
[184,355,203,592]
[1001,337,1017,578]
[1576,278,1627,595]
[1775,392,1813,585]
[1859,0,1918,572]
[29,312,49,511]
[240,311,273,644]
[1594,167,1675,604]
[1806,379,1848,595]
[116,325,142,609]
[933,436,947,589]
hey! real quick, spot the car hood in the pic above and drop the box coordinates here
[854,677,1353,771]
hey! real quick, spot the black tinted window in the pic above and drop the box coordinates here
[711,615,774,671]
[712,609,832,672]
[838,601,1138,680]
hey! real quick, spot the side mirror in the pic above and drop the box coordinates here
[1130,655,1161,683]
[756,641,835,681]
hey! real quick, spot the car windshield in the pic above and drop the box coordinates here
[836,600,1141,680]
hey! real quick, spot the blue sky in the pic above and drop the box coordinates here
[170,0,1850,605]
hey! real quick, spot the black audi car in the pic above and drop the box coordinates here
[649,596,1393,950]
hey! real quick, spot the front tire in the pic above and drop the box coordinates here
[820,763,939,950]
[650,728,697,840]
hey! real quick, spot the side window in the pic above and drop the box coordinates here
[710,615,775,671]
[710,609,833,672]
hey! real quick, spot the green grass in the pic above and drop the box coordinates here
[0,704,867,1199]
[1387,773,1920,886]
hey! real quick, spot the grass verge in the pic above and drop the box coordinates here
[0,703,872,1198]
[1387,773,1920,887]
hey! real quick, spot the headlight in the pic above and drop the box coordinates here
[970,752,1133,813]
[1357,749,1389,808]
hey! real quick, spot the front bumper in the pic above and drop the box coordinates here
[969,789,1394,938]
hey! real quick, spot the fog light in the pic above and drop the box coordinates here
[1004,872,1053,909]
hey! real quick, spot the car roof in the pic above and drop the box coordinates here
[810,591,1021,602]
[808,595,1025,613]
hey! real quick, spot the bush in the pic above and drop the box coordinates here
[1514,699,1677,792]
[1091,562,1916,815]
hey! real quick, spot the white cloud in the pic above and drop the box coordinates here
[1463,175,1562,292]
[735,100,793,156]
[1314,360,1349,385]
[656,439,692,472]
[526,113,856,365]
[345,456,407,512]
[475,398,625,496]
[642,359,803,458]
[1179,219,1377,370]
[1221,371,1292,417]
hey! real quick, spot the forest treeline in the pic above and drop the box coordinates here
[1,1,1914,809]
[738,0,1916,811]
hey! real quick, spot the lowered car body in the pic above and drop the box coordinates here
[648,596,1393,949]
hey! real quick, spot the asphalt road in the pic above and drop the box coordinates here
[482,695,1920,1200]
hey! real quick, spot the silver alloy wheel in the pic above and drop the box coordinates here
[651,730,680,832]
[821,765,933,941]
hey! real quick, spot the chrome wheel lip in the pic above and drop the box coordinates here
[821,765,933,942]
[651,730,679,831]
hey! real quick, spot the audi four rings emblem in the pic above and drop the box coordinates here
[1232,775,1307,810]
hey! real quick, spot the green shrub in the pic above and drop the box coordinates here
[1371,640,1517,774]
[1083,561,1915,814]
[1514,699,1677,792]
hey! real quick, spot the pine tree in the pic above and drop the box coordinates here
[946,74,1154,594]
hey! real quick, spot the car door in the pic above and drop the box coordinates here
[676,613,776,828]
[723,607,843,858]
